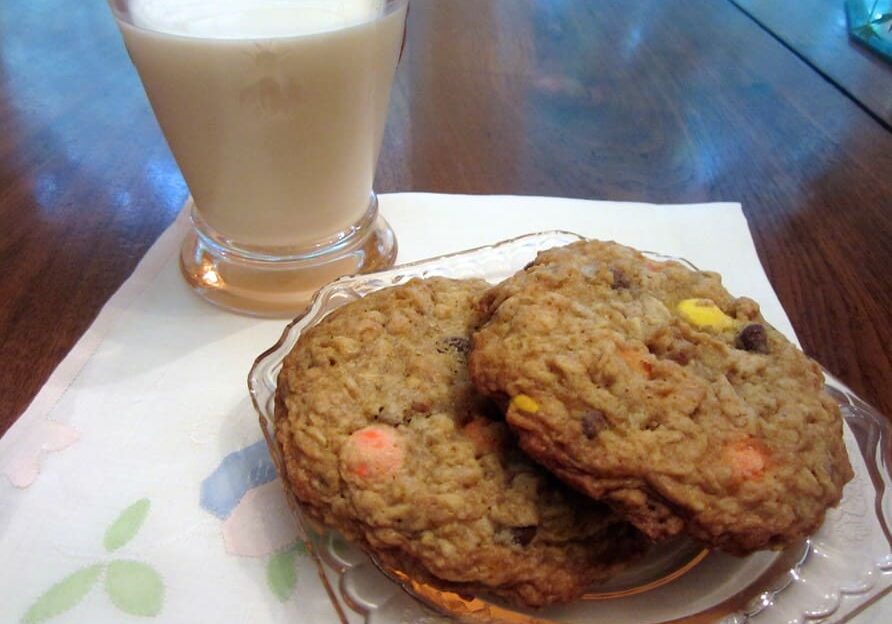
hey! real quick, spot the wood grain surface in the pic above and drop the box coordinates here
[1,0,891,436]
[732,0,892,127]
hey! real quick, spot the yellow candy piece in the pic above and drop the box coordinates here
[511,394,539,413]
[676,298,736,330]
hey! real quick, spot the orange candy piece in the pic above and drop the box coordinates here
[724,438,769,481]
[341,424,405,481]
[618,346,653,377]
[462,418,503,456]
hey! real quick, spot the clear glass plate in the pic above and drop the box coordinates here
[249,232,892,624]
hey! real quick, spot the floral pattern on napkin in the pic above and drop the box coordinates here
[200,440,305,601]
[21,498,164,623]
[2,420,79,488]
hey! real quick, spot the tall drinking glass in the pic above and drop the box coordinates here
[108,0,408,315]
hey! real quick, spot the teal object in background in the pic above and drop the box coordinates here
[846,0,892,61]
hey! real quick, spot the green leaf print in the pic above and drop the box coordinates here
[22,564,104,624]
[104,498,151,552]
[266,547,298,602]
[105,560,164,616]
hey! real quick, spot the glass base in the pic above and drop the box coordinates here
[179,197,398,317]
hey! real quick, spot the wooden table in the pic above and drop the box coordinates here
[732,0,892,127]
[2,0,891,436]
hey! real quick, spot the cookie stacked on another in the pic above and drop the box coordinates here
[469,240,853,555]
[274,277,643,608]
[274,240,854,610]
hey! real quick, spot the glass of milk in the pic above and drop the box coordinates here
[108,0,408,315]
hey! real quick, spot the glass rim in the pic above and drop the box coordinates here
[108,0,410,39]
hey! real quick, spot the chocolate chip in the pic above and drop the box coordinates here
[667,350,691,366]
[511,526,537,546]
[523,261,535,271]
[581,410,607,438]
[436,336,471,354]
[610,267,631,289]
[736,323,769,353]
[411,401,431,413]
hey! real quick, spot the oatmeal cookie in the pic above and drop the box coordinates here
[469,240,853,555]
[275,277,641,607]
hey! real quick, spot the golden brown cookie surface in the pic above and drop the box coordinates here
[275,277,641,607]
[469,241,853,555]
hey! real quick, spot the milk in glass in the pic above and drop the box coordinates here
[119,0,406,250]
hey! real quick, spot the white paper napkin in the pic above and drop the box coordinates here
[0,193,885,624]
